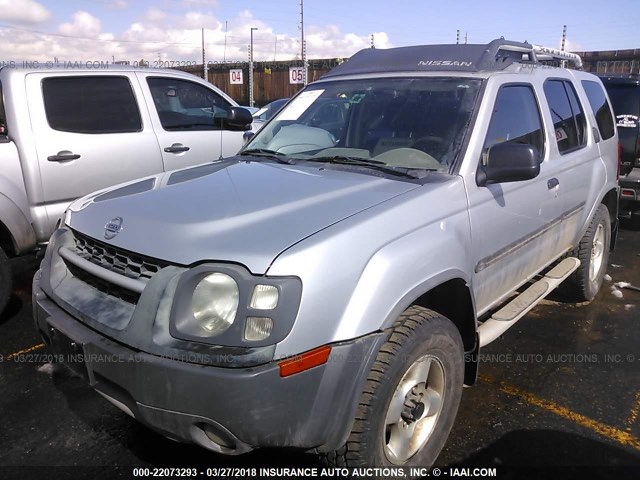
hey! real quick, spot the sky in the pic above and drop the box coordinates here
[0,0,638,63]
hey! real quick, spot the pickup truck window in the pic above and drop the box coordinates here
[543,79,587,154]
[147,77,231,131]
[581,80,615,141]
[42,76,142,134]
[483,85,544,162]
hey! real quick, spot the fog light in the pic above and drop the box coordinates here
[245,317,273,341]
[250,285,279,309]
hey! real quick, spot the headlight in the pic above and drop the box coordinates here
[191,273,239,336]
[170,264,302,347]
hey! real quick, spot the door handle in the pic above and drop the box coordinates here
[164,143,190,154]
[547,178,560,190]
[47,151,81,162]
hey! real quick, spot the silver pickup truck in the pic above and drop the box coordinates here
[33,40,619,474]
[0,65,252,312]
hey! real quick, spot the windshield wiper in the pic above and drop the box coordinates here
[239,149,295,164]
[306,155,421,179]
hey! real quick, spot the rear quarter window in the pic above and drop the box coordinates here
[43,76,142,134]
[581,80,615,140]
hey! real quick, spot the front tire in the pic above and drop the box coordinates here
[325,306,464,476]
[0,246,11,314]
[565,204,611,302]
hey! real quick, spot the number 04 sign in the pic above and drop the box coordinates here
[229,69,243,85]
[289,67,305,84]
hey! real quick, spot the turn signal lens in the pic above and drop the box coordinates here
[278,345,332,377]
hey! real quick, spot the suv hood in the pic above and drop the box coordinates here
[67,160,420,273]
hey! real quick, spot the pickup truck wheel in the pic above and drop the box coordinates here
[324,306,463,475]
[565,204,611,302]
[0,247,11,313]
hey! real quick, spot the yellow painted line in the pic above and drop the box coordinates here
[499,381,640,451]
[4,343,45,361]
[477,375,640,452]
[626,391,640,431]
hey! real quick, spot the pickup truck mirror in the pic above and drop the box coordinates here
[222,107,253,131]
[476,143,541,186]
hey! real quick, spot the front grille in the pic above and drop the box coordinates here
[67,230,171,304]
[66,262,141,304]
[72,230,169,281]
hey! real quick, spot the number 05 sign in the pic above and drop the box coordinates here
[289,67,305,84]
[230,69,243,85]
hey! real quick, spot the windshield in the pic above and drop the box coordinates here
[243,77,482,172]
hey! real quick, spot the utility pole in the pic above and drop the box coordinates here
[202,28,208,81]
[300,0,307,85]
[249,27,258,107]
[223,21,228,62]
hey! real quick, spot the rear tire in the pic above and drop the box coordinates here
[0,246,11,314]
[564,204,610,302]
[324,306,464,478]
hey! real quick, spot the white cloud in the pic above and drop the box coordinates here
[0,7,389,65]
[562,38,583,53]
[182,0,218,8]
[0,0,51,24]
[59,11,102,37]
[110,0,129,9]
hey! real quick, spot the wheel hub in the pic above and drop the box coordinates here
[401,385,426,423]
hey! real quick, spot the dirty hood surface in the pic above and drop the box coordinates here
[68,160,420,273]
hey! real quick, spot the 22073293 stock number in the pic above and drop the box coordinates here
[132,468,199,477]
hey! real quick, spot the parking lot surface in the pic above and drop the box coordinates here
[1,228,640,479]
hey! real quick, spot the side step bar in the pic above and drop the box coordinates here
[478,257,580,347]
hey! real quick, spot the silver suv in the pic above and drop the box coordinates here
[33,40,619,472]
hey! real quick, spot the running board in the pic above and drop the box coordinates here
[478,257,580,347]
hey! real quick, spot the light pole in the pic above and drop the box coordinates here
[249,27,258,107]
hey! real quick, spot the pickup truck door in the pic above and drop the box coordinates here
[137,73,246,171]
[26,73,164,236]
[464,81,567,315]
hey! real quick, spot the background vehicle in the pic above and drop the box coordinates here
[0,65,252,313]
[33,40,618,475]
[599,74,640,224]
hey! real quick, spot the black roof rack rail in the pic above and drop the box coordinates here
[323,38,583,77]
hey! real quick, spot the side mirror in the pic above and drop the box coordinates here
[476,143,541,186]
[224,106,254,130]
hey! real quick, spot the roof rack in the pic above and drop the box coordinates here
[323,39,583,78]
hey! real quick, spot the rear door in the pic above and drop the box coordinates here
[137,73,246,171]
[26,73,164,235]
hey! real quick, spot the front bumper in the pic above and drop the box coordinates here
[33,271,387,454]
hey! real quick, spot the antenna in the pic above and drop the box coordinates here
[561,24,567,51]
[371,34,375,49]
[456,29,460,44]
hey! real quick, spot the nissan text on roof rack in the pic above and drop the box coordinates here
[33,39,619,475]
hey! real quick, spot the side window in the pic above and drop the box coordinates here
[147,77,231,131]
[543,80,587,153]
[581,80,615,140]
[483,85,544,162]
[43,76,142,134]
